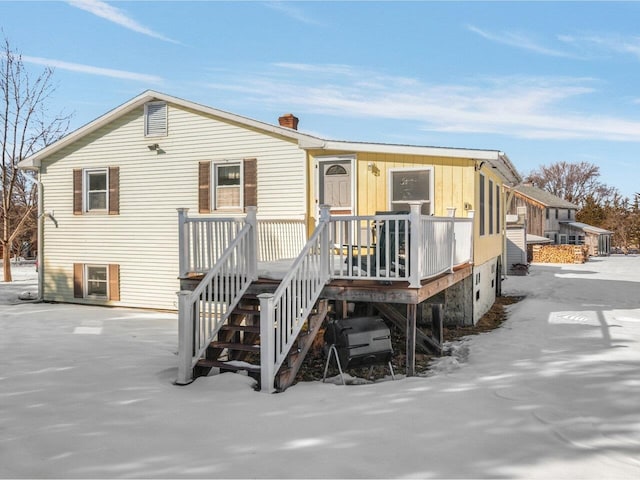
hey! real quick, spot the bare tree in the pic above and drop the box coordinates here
[525,161,617,208]
[1,37,70,281]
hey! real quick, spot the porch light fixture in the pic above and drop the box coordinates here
[367,162,376,171]
[147,143,160,151]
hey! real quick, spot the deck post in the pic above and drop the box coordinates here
[406,303,417,376]
[259,293,276,393]
[319,205,331,282]
[467,210,475,263]
[245,206,258,280]
[408,202,423,288]
[177,208,190,277]
[176,290,194,385]
[447,208,457,272]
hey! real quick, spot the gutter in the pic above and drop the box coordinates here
[36,171,44,302]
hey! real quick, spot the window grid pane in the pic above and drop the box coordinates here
[86,266,108,297]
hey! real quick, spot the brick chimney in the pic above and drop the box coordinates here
[278,113,299,130]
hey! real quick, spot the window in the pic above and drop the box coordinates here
[144,101,167,137]
[479,174,485,236]
[86,169,107,211]
[198,159,257,213]
[568,235,576,245]
[74,263,120,301]
[73,167,119,215]
[214,162,242,209]
[496,184,501,234]
[86,265,108,297]
[489,179,494,235]
[555,208,559,219]
[389,168,432,214]
[546,209,549,220]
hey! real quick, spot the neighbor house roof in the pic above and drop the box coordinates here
[512,184,579,209]
[562,221,612,235]
[19,90,522,185]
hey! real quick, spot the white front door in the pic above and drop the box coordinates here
[317,158,354,215]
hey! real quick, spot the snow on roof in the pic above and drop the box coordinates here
[513,184,579,209]
[562,221,613,235]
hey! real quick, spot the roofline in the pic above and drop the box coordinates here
[318,141,522,185]
[18,90,522,186]
[508,186,579,209]
[19,90,321,169]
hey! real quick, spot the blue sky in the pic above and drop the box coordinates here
[2,1,640,199]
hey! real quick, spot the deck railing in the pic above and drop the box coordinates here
[329,203,473,288]
[176,208,258,385]
[258,207,331,393]
[178,209,305,277]
[177,203,474,389]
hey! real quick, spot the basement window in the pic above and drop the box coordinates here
[86,265,108,298]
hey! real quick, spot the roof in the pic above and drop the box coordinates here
[562,221,612,235]
[527,234,552,244]
[19,90,522,185]
[512,184,579,209]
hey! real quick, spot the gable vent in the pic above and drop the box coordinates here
[144,101,167,137]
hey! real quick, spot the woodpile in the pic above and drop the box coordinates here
[532,245,589,264]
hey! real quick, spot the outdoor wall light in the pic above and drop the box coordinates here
[147,143,160,151]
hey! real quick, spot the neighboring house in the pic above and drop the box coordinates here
[20,91,522,391]
[506,184,611,256]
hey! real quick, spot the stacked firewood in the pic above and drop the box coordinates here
[532,245,589,264]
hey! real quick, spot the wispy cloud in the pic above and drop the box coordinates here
[467,25,573,58]
[67,0,179,43]
[559,33,640,60]
[262,1,323,26]
[22,55,163,83]
[201,63,640,142]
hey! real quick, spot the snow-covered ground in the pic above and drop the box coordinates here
[1,258,640,478]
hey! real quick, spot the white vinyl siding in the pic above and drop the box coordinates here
[40,103,305,310]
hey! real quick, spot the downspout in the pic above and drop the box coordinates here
[36,169,44,302]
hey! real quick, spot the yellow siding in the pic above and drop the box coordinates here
[306,151,506,267]
[41,103,305,310]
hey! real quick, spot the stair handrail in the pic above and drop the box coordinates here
[258,205,332,393]
[176,207,258,385]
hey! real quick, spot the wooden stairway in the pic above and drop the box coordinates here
[193,296,329,392]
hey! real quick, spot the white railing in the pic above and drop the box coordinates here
[453,218,474,265]
[329,203,473,288]
[178,209,306,276]
[176,208,258,385]
[329,213,410,282]
[178,208,246,277]
[257,219,306,262]
[258,206,331,393]
[419,215,455,280]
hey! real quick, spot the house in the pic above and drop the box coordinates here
[506,184,611,256]
[20,90,522,391]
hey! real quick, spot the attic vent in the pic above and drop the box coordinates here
[144,101,167,137]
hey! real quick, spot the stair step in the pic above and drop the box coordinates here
[232,308,260,317]
[219,324,260,334]
[209,341,260,353]
[197,359,261,373]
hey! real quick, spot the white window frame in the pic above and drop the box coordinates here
[144,101,167,137]
[84,264,108,299]
[315,155,356,216]
[84,168,108,213]
[388,166,434,215]
[212,160,243,210]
